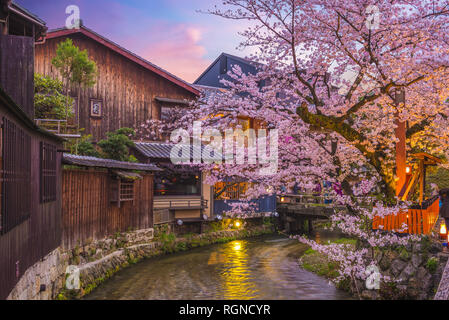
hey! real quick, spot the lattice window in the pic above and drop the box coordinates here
[119,180,134,202]
[40,142,57,203]
[1,117,31,234]
[110,177,135,207]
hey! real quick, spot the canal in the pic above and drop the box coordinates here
[85,234,351,300]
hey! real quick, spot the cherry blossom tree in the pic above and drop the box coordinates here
[172,0,449,296]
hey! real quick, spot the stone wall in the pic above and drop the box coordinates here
[7,228,155,300]
[360,239,447,300]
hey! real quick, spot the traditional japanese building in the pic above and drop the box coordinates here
[0,1,63,299]
[35,24,200,141]
[133,142,214,234]
[193,53,277,217]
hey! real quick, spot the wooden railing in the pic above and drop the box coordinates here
[35,119,81,138]
[373,199,440,235]
[278,194,374,206]
[154,196,208,210]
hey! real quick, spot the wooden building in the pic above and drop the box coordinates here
[133,142,212,234]
[34,25,200,141]
[61,154,160,250]
[193,54,277,217]
[0,1,63,300]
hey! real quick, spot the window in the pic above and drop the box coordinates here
[119,180,134,202]
[90,99,103,118]
[40,142,57,203]
[110,176,135,208]
[1,118,31,234]
[154,168,201,196]
[215,182,249,200]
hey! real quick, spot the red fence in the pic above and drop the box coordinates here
[373,200,440,235]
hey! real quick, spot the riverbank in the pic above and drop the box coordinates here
[297,232,447,300]
[57,222,274,300]
[85,234,351,300]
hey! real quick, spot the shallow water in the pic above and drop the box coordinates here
[85,235,351,300]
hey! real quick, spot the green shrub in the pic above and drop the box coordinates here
[426,257,438,273]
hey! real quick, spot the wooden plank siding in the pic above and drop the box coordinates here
[61,169,154,250]
[35,33,197,142]
[0,105,62,300]
[0,35,35,119]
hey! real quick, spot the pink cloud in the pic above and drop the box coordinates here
[132,24,212,83]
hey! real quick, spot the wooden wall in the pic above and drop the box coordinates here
[0,34,35,119]
[35,34,197,141]
[0,104,62,300]
[62,169,154,250]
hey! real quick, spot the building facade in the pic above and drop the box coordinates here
[35,25,200,141]
[0,1,63,299]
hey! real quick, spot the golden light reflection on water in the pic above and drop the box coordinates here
[219,240,259,300]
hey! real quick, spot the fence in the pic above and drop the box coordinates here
[62,169,154,250]
[373,199,440,235]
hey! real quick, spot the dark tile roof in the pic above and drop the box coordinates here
[194,52,263,85]
[63,153,161,171]
[11,1,46,26]
[134,142,223,162]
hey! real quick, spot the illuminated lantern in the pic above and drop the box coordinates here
[280,197,285,202]
[405,166,411,174]
[440,223,447,239]
[235,221,241,228]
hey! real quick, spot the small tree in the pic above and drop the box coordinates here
[52,38,97,134]
[34,73,74,119]
[97,128,137,162]
[69,134,100,158]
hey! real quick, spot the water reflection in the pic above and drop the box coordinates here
[220,241,258,300]
[85,235,351,300]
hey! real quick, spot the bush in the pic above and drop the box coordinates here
[34,73,74,119]
[97,128,136,162]
[69,134,100,157]
[425,257,438,273]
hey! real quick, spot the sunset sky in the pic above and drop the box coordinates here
[16,0,253,83]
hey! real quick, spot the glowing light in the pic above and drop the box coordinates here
[233,242,242,251]
[235,221,241,228]
[406,166,411,174]
[441,223,447,237]
[280,197,285,202]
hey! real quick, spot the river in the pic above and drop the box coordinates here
[85,234,352,300]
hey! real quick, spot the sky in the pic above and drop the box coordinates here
[16,0,253,83]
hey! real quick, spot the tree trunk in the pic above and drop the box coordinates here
[296,105,397,202]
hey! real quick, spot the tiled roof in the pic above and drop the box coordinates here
[11,1,46,26]
[63,153,161,171]
[134,142,223,162]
